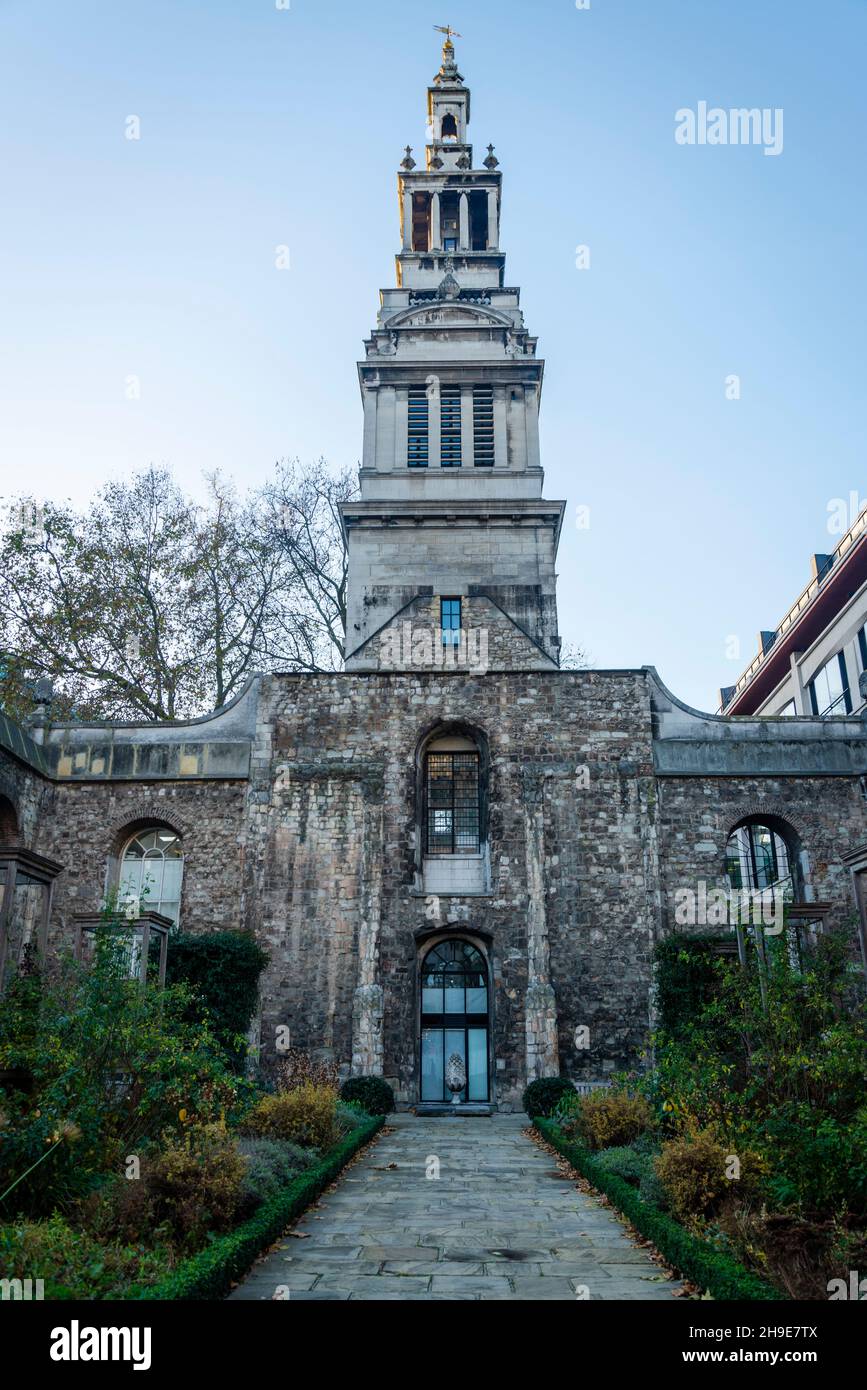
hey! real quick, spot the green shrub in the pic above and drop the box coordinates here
[339,1076,395,1116]
[653,936,728,1043]
[144,1124,248,1250]
[335,1100,365,1136]
[759,1106,867,1216]
[244,1083,339,1149]
[569,1088,652,1151]
[0,1213,172,1300]
[0,929,239,1219]
[639,1163,670,1210]
[522,1077,575,1119]
[593,1145,647,1186]
[166,933,269,1074]
[236,1137,318,1213]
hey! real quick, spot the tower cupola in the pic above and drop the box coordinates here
[428,30,471,162]
[339,33,565,674]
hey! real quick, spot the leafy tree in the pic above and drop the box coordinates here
[0,461,356,721]
[260,457,355,672]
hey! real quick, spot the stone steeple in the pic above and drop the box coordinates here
[340,36,565,672]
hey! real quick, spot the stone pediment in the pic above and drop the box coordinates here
[384,302,513,333]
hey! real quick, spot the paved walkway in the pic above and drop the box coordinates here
[229,1112,681,1301]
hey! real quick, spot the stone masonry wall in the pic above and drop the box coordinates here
[245,669,660,1108]
[655,775,867,936]
[33,780,247,957]
[348,592,554,672]
[0,749,54,850]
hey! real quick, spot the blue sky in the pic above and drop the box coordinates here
[1,0,864,711]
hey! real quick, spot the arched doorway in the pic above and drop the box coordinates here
[420,938,489,1103]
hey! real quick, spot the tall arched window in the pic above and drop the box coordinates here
[420,938,489,1103]
[119,827,184,926]
[724,817,798,899]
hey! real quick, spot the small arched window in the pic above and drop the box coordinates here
[441,113,458,140]
[119,827,184,926]
[724,818,797,899]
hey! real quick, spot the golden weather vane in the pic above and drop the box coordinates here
[434,25,462,43]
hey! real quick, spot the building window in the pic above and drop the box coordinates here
[807,651,851,716]
[119,828,184,927]
[725,820,794,898]
[858,625,867,673]
[440,386,462,467]
[408,388,429,467]
[778,700,796,717]
[473,386,494,466]
[425,751,480,855]
[441,597,461,646]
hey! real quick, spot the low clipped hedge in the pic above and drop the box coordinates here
[128,1114,383,1301]
[537,1120,786,1302]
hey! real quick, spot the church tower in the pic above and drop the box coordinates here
[341,34,565,671]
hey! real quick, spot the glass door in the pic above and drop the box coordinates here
[420,939,489,1102]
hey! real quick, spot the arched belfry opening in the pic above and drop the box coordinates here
[440,112,458,140]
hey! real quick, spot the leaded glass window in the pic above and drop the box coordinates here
[425,751,480,855]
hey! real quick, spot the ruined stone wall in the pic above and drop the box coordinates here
[34,780,247,956]
[246,669,659,1107]
[9,664,867,1111]
[0,748,54,849]
[655,774,867,936]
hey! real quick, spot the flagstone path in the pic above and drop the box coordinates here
[229,1112,682,1301]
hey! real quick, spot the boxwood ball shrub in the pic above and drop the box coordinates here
[522,1077,575,1119]
[339,1077,395,1116]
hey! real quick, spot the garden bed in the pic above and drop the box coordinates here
[536,1119,785,1302]
[130,1113,384,1301]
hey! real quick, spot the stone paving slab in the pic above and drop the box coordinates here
[229,1113,682,1302]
